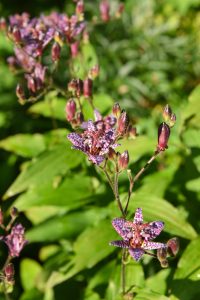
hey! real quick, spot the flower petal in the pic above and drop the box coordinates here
[142,221,164,240]
[129,248,144,261]
[109,240,129,248]
[88,154,104,165]
[67,133,84,148]
[133,208,143,225]
[142,241,166,250]
[111,218,132,241]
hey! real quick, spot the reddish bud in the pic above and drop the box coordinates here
[76,79,83,97]
[0,208,3,225]
[0,18,6,31]
[76,1,84,16]
[108,148,117,161]
[12,26,22,43]
[112,103,121,118]
[26,75,36,93]
[163,104,172,122]
[100,0,110,22]
[16,84,25,101]
[83,78,93,98]
[10,207,18,219]
[157,122,170,152]
[167,238,179,257]
[4,263,15,282]
[70,41,79,58]
[51,42,61,62]
[117,111,129,135]
[128,125,137,139]
[118,150,129,171]
[157,247,168,268]
[75,112,84,126]
[66,99,76,122]
[88,65,100,80]
[169,113,176,128]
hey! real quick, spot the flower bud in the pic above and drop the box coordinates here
[76,79,83,97]
[83,78,93,98]
[100,0,110,22]
[10,207,18,219]
[169,113,176,128]
[4,263,15,282]
[68,79,77,94]
[117,110,129,135]
[157,122,170,152]
[157,247,168,268]
[88,65,100,80]
[167,237,179,257]
[12,26,22,43]
[163,104,172,122]
[51,42,61,62]
[118,150,129,171]
[0,17,6,31]
[116,3,124,18]
[16,84,25,101]
[128,125,137,139]
[26,75,36,93]
[0,208,3,225]
[112,103,121,118]
[76,1,84,20]
[108,148,117,161]
[75,112,84,126]
[66,99,76,122]
[70,41,79,58]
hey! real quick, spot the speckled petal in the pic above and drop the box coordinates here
[129,248,144,261]
[112,218,132,241]
[133,208,143,225]
[142,221,164,240]
[67,133,84,148]
[88,154,104,165]
[142,241,166,250]
[109,240,129,248]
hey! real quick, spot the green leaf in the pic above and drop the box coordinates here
[186,177,200,192]
[26,208,107,242]
[134,289,170,300]
[181,85,200,128]
[46,219,116,287]
[20,259,42,290]
[182,129,200,148]
[4,142,84,198]
[145,269,171,294]
[19,289,43,300]
[0,134,46,157]
[116,193,197,240]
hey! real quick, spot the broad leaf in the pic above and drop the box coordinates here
[20,259,43,291]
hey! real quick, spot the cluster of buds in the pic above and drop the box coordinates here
[113,103,136,139]
[0,207,27,293]
[157,237,179,268]
[99,1,124,22]
[157,104,176,152]
[5,4,86,101]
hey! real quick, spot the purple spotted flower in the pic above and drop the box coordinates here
[110,208,166,261]
[4,224,28,257]
[68,116,118,165]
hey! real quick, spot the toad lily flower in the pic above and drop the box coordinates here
[4,224,28,257]
[110,208,166,261]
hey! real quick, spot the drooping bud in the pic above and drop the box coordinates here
[4,263,15,282]
[66,99,76,122]
[127,125,137,139]
[16,84,25,103]
[68,79,78,94]
[88,65,100,80]
[76,79,83,97]
[0,17,6,31]
[0,208,3,225]
[163,104,172,122]
[112,103,121,118]
[167,238,179,257]
[51,42,61,62]
[10,207,18,219]
[157,247,168,268]
[83,78,93,98]
[100,0,110,22]
[118,150,129,171]
[157,122,170,152]
[70,41,79,58]
[169,113,176,128]
[117,110,129,135]
[12,26,22,43]
[108,148,117,161]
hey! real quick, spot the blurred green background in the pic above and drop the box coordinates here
[0,0,200,299]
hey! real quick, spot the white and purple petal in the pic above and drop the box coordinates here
[109,240,129,248]
[88,154,104,165]
[133,208,143,225]
[67,133,84,148]
[142,221,164,240]
[142,241,166,250]
[111,218,132,241]
[129,248,144,261]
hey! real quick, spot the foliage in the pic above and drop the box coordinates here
[0,0,200,299]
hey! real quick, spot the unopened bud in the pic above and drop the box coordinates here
[70,41,79,58]
[26,75,36,93]
[167,238,179,257]
[108,148,117,161]
[157,247,168,268]
[88,65,100,80]
[0,208,3,225]
[0,18,6,31]
[76,79,83,97]
[117,110,129,135]
[169,113,176,128]
[128,126,137,139]
[83,78,93,98]
[4,263,15,282]
[100,0,110,22]
[12,26,21,43]
[66,99,76,122]
[51,42,61,62]
[118,150,129,171]
[163,104,172,122]
[16,84,25,101]
[116,3,124,18]
[157,122,170,152]
[112,103,121,118]
[75,112,84,126]
[76,1,84,18]
[10,207,18,219]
